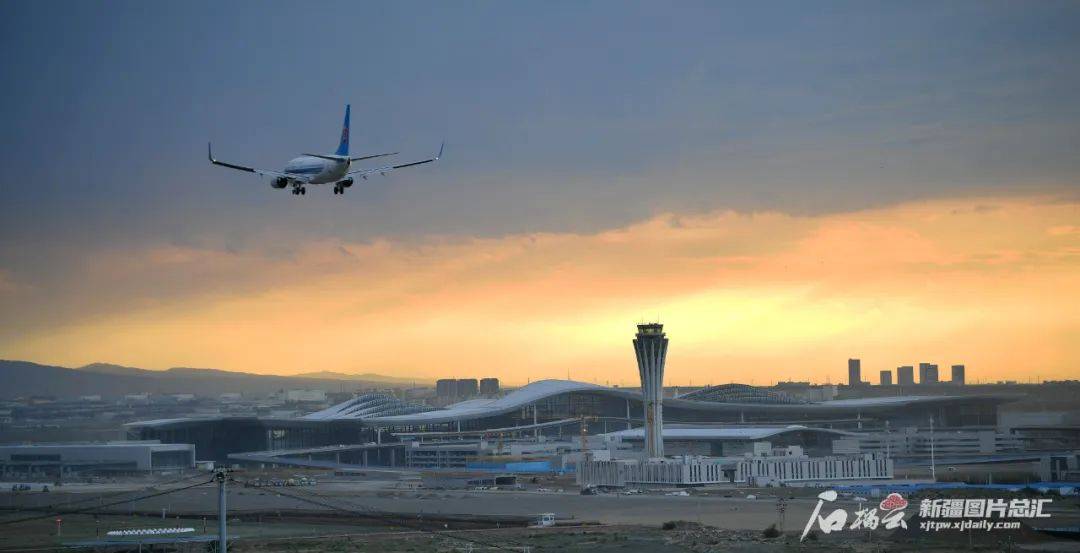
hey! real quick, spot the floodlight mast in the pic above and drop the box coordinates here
[216,469,230,553]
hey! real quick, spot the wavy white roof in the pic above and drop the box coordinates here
[149,379,1007,429]
[303,391,432,420]
[367,379,608,424]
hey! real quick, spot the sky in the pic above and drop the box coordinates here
[0,1,1078,385]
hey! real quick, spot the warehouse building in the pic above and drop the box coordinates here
[0,441,195,477]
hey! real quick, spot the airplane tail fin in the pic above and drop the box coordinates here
[334,104,350,156]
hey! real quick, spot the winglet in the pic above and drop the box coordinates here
[208,142,214,163]
[436,141,445,160]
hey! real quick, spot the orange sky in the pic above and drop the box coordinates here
[3,192,1078,386]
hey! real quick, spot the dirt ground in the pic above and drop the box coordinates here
[222,523,1079,553]
[2,471,1078,552]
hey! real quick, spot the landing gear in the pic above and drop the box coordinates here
[333,178,352,195]
[292,186,306,196]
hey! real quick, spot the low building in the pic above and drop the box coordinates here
[602,425,851,457]
[406,443,483,469]
[0,441,195,478]
[578,457,728,488]
[284,389,327,403]
[577,449,893,488]
[831,427,1023,458]
[1037,452,1080,481]
[124,393,151,404]
[735,452,891,486]
[421,471,517,489]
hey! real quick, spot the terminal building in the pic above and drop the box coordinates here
[127,380,1012,464]
[125,324,1018,484]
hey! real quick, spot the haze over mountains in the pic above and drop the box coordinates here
[0,360,425,399]
[288,371,425,383]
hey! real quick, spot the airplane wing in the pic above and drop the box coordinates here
[348,142,443,178]
[208,143,310,182]
[351,152,398,162]
[299,152,397,162]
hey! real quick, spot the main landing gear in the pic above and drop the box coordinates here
[291,186,306,196]
[333,178,352,195]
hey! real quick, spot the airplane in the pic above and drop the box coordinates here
[208,104,442,196]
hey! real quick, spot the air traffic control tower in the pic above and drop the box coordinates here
[633,323,668,459]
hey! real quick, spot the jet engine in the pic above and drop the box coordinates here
[338,178,354,188]
[271,177,289,189]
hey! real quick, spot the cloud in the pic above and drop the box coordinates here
[0,270,22,296]
[1048,225,1079,237]
[1,193,1077,384]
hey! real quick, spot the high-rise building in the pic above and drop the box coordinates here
[848,359,862,387]
[455,379,479,397]
[897,366,915,386]
[951,365,966,385]
[435,379,456,399]
[633,323,668,459]
[479,378,500,395]
[879,370,892,386]
[918,363,939,384]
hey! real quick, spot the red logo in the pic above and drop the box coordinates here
[879,492,907,511]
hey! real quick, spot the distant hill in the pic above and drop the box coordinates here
[0,360,421,399]
[78,362,155,376]
[290,371,426,384]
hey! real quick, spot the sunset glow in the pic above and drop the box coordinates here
[3,192,1076,385]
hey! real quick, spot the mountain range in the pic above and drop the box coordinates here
[0,360,427,399]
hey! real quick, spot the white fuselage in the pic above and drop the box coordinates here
[283,156,350,185]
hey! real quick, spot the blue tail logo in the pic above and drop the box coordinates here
[335,104,350,156]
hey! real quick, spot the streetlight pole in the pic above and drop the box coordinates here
[884,420,890,460]
[216,470,228,553]
[929,415,936,482]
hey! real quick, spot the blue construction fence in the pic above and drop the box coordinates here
[465,460,562,473]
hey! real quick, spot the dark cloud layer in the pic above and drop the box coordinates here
[1,1,1078,362]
